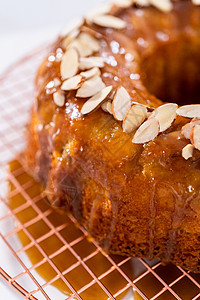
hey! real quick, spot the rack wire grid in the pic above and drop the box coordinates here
[0,44,200,300]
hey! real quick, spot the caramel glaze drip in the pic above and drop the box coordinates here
[8,160,135,300]
[24,1,200,272]
[9,162,200,300]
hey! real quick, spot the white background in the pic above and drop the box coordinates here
[0,0,104,298]
[0,0,104,74]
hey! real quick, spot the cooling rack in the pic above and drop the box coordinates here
[0,44,200,300]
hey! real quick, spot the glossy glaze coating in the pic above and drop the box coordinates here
[25,0,200,272]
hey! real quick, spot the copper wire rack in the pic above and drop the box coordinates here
[0,45,200,300]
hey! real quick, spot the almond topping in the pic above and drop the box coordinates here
[112,87,131,121]
[182,144,194,160]
[53,92,65,107]
[70,33,100,57]
[60,18,84,37]
[79,56,105,70]
[81,86,113,115]
[191,125,200,150]
[108,89,116,101]
[149,0,172,12]
[101,101,113,114]
[176,105,200,119]
[60,48,79,80]
[79,33,100,53]
[76,75,106,98]
[181,119,200,140]
[113,0,133,8]
[133,117,159,144]
[54,78,61,87]
[192,0,200,5]
[101,102,108,112]
[69,39,93,57]
[62,29,80,50]
[61,75,84,91]
[151,103,177,132]
[86,3,112,22]
[46,78,61,89]
[123,104,148,133]
[91,15,126,29]
[133,0,149,6]
[80,67,101,79]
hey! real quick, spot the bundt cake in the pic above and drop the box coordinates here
[25,0,200,272]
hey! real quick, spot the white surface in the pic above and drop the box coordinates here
[0,0,105,74]
[0,279,22,300]
[0,0,104,299]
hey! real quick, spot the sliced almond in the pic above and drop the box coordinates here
[149,0,172,12]
[151,103,178,132]
[76,75,106,98]
[81,86,113,115]
[106,101,113,114]
[61,75,84,91]
[91,15,126,29]
[133,117,159,144]
[123,104,148,133]
[69,39,93,57]
[192,0,200,5]
[60,48,79,80]
[101,102,108,112]
[113,0,133,8]
[79,56,104,70]
[181,119,200,140]
[101,101,113,114]
[147,112,152,117]
[101,90,115,114]
[86,3,112,22]
[54,78,61,87]
[133,0,149,6]
[60,18,84,37]
[176,105,200,119]
[46,78,61,89]
[191,125,200,150]
[69,33,100,57]
[79,33,100,53]
[62,29,80,50]
[53,92,65,107]
[182,144,194,160]
[80,67,101,79]
[112,86,131,121]
[108,89,116,101]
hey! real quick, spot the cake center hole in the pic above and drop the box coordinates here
[140,40,200,105]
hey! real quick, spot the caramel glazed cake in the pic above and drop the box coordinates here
[24,0,200,272]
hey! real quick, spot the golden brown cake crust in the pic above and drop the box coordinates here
[25,0,200,272]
